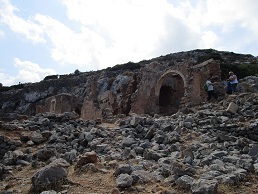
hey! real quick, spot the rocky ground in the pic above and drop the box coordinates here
[1,76,258,194]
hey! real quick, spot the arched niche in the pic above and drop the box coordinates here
[155,70,186,115]
[50,98,56,113]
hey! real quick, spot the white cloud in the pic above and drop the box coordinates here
[34,14,108,70]
[1,0,258,77]
[203,0,258,29]
[203,0,258,54]
[57,0,171,68]
[164,0,258,54]
[0,0,45,43]
[200,31,218,49]
[0,58,56,86]
[0,72,16,86]
[14,58,56,82]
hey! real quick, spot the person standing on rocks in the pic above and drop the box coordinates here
[228,71,238,93]
[225,79,233,94]
[205,77,218,101]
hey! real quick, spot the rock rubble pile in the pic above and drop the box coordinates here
[1,76,258,193]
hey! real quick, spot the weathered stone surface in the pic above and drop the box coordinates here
[116,173,133,188]
[74,151,98,170]
[226,102,239,113]
[131,170,154,184]
[113,164,133,177]
[30,131,45,144]
[31,164,68,192]
[248,144,258,157]
[36,148,57,161]
[191,179,218,194]
[0,50,223,120]
[40,191,57,194]
[121,137,136,148]
[176,175,194,190]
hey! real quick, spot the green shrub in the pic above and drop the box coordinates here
[108,61,142,71]
[197,52,223,64]
[122,70,134,77]
[221,64,258,80]
[0,86,11,92]
[44,75,58,80]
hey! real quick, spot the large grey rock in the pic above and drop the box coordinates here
[36,148,57,161]
[131,170,154,184]
[121,137,136,148]
[30,131,45,144]
[191,179,218,194]
[62,149,77,164]
[2,151,15,165]
[200,170,222,179]
[175,175,194,190]
[143,149,163,161]
[113,164,133,177]
[218,168,247,185]
[248,144,258,157]
[31,164,68,192]
[79,132,93,142]
[210,151,228,158]
[116,173,133,188]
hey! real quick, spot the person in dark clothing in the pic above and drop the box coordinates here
[226,79,233,94]
[205,78,218,101]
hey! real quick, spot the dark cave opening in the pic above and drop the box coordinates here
[159,85,173,107]
[158,75,184,115]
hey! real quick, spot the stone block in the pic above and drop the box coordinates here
[226,102,238,113]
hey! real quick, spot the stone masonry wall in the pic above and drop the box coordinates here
[0,55,221,120]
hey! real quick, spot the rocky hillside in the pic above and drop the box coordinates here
[0,49,258,194]
[1,76,258,193]
[0,49,257,121]
[140,48,258,79]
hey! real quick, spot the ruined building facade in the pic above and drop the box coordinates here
[0,58,220,120]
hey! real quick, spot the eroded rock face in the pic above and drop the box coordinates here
[0,49,257,120]
[0,62,219,121]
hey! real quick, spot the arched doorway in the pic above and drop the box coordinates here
[156,70,185,115]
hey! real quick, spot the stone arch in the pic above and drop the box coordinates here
[155,70,186,115]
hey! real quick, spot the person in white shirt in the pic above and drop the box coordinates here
[205,78,218,101]
[228,71,238,93]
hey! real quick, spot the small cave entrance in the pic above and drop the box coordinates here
[158,74,185,115]
[159,85,173,106]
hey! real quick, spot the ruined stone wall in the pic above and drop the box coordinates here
[131,59,221,115]
[189,59,221,104]
[81,99,102,120]
[130,62,164,115]
[79,72,138,120]
[40,93,81,115]
[0,55,221,120]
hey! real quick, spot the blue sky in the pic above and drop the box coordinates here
[0,0,258,86]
